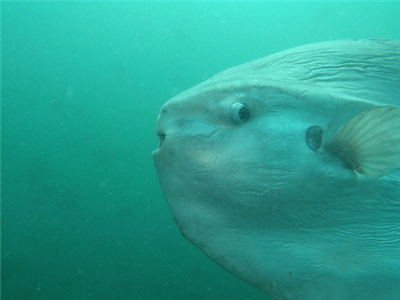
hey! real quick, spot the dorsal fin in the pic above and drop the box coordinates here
[205,39,400,106]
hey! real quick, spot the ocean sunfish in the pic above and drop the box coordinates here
[152,39,400,300]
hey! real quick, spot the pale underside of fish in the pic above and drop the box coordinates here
[152,39,400,300]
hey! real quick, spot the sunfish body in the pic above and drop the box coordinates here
[152,40,400,300]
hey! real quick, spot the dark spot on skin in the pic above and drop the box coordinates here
[289,272,293,276]
[306,126,323,151]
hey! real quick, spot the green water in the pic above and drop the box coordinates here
[1,2,399,299]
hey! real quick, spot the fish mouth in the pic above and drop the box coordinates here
[152,130,166,158]
[156,130,166,149]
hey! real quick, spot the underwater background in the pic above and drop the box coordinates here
[1,1,399,300]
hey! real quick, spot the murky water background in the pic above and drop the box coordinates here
[2,2,399,299]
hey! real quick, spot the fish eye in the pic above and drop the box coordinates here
[229,103,251,123]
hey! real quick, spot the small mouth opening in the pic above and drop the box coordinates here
[157,131,166,148]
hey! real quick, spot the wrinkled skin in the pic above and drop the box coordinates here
[152,40,400,300]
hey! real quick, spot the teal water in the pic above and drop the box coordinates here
[1,2,399,300]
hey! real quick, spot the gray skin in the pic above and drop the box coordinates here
[152,40,400,300]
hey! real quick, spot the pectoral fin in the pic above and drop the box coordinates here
[326,106,400,177]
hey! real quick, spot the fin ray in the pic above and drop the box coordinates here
[326,106,400,177]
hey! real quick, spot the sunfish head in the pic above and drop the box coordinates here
[152,39,400,300]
